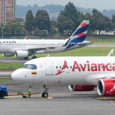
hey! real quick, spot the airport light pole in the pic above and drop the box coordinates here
[1,26,4,38]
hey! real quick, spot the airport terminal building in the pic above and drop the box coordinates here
[0,0,16,25]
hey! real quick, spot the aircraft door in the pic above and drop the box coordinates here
[45,59,53,75]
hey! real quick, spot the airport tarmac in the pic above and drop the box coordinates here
[0,81,115,115]
[89,44,115,47]
[0,58,27,63]
[0,70,13,77]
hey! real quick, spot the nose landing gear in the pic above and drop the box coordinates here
[41,85,49,98]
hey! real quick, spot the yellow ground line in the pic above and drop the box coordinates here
[5,96,22,99]
[101,46,107,48]
[110,100,115,106]
[97,97,115,106]
[40,97,54,99]
[96,97,115,100]
[47,97,53,99]
[0,77,11,79]
[8,92,39,96]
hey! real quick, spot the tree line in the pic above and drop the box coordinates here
[0,2,115,37]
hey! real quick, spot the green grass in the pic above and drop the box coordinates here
[87,36,115,44]
[0,63,23,69]
[0,79,12,81]
[33,47,115,57]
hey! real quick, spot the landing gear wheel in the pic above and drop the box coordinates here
[42,92,48,98]
[32,55,37,59]
[41,85,49,98]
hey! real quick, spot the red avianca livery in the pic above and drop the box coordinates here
[11,49,115,98]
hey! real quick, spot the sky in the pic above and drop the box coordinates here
[16,0,115,10]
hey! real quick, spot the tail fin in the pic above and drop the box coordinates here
[65,20,89,48]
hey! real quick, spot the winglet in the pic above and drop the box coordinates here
[108,49,114,56]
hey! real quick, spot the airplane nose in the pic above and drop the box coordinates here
[11,69,24,81]
[11,70,19,81]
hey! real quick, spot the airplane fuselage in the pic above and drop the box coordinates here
[0,39,91,58]
[0,39,66,53]
[12,57,115,86]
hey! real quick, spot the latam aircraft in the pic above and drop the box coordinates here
[11,49,115,98]
[0,20,90,59]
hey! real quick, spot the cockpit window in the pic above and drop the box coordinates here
[22,64,37,70]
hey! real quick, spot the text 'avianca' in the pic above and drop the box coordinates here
[57,60,115,73]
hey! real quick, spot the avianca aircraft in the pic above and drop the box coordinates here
[0,20,90,59]
[11,49,115,98]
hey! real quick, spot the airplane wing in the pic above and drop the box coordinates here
[27,47,57,53]
[86,73,115,85]
[14,46,62,59]
[16,47,56,54]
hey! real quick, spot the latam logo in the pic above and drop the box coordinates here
[0,41,16,44]
[56,60,115,75]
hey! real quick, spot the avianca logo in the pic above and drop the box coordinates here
[56,60,115,75]
[56,61,67,75]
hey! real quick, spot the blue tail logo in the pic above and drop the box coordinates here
[65,20,89,49]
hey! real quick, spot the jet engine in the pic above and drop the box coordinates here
[97,79,115,96]
[16,50,29,59]
[69,85,95,91]
[3,53,14,57]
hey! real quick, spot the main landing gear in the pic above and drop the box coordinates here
[41,85,49,98]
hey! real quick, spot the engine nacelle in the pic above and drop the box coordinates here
[69,85,95,91]
[16,50,29,59]
[97,79,115,96]
[3,53,14,57]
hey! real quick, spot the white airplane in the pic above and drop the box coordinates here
[0,20,90,59]
[11,49,115,98]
